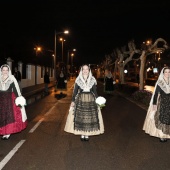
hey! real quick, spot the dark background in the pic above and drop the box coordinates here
[0,0,170,67]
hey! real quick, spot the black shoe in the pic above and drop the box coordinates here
[84,137,89,141]
[80,138,84,141]
[80,135,85,141]
[159,138,167,142]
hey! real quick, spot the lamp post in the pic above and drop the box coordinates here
[34,46,42,85]
[67,49,76,69]
[59,38,66,63]
[71,53,75,76]
[156,50,162,72]
[71,53,74,66]
[54,30,69,82]
[34,46,42,57]
[67,49,76,78]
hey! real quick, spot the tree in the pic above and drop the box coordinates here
[114,40,140,84]
[138,38,168,90]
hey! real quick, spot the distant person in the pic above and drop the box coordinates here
[0,64,27,140]
[44,71,50,94]
[13,67,22,92]
[56,70,67,91]
[143,67,170,142]
[104,69,115,94]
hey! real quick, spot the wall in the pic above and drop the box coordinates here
[7,58,54,88]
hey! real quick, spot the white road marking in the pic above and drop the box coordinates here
[44,105,56,116]
[29,103,58,133]
[29,118,44,133]
[69,85,74,90]
[0,140,26,170]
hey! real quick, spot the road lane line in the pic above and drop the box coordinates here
[29,102,58,133]
[0,140,26,169]
[69,84,74,90]
[44,105,55,116]
[29,118,44,133]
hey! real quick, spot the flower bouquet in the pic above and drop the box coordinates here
[95,96,106,109]
[15,96,27,108]
[113,81,116,84]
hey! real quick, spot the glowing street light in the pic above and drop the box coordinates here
[67,49,76,78]
[34,46,42,56]
[67,49,76,67]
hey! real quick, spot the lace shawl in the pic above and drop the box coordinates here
[157,79,170,94]
[75,66,97,91]
[149,67,170,105]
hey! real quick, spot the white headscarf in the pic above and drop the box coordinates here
[105,70,112,78]
[149,67,170,105]
[0,64,21,96]
[59,71,64,78]
[75,65,97,91]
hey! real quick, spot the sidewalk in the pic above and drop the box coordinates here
[126,82,154,93]
[22,81,56,98]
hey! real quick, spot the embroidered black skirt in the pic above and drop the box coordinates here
[155,93,170,135]
[74,92,100,132]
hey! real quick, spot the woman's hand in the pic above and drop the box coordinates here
[71,102,75,107]
[152,105,157,111]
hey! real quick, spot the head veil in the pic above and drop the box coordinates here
[149,67,170,105]
[105,70,112,78]
[0,64,21,96]
[75,64,97,90]
[0,64,12,80]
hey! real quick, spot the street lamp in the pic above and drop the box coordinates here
[71,53,75,66]
[34,46,42,85]
[67,49,76,68]
[71,53,75,76]
[59,38,66,63]
[54,30,69,82]
[34,46,42,57]
[67,49,76,76]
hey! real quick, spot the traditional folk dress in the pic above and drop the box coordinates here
[0,65,27,136]
[104,71,114,94]
[143,67,170,139]
[57,71,67,90]
[64,68,104,136]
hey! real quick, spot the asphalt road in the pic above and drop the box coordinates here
[0,79,170,170]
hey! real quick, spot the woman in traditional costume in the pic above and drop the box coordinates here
[0,64,27,140]
[64,64,104,141]
[143,67,170,142]
[57,70,67,90]
[104,69,115,94]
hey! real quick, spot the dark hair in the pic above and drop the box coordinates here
[163,67,170,73]
[1,64,9,70]
[81,64,90,70]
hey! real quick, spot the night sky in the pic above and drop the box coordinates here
[0,0,170,67]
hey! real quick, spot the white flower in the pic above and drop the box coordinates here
[95,96,106,108]
[15,96,26,107]
[64,80,67,83]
